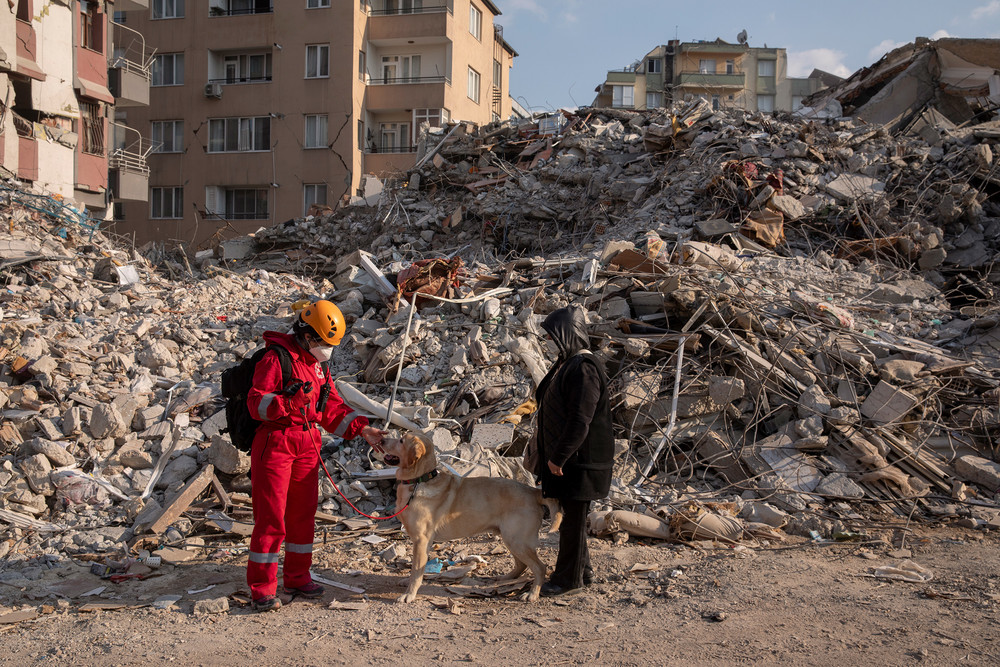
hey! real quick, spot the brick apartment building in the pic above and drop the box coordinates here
[113,0,516,248]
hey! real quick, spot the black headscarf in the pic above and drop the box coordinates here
[541,306,589,361]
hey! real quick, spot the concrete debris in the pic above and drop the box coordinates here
[2,61,1000,613]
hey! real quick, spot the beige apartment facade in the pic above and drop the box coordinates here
[595,39,829,114]
[115,0,515,248]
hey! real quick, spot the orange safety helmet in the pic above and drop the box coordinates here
[299,300,346,346]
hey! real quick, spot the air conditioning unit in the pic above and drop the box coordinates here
[204,83,223,99]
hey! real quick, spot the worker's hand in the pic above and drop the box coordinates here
[281,380,312,411]
[547,461,563,476]
[361,426,388,447]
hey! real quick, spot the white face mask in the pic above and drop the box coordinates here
[309,344,333,363]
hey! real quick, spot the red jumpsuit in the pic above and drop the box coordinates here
[245,331,368,600]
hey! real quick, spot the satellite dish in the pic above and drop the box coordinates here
[737,29,748,45]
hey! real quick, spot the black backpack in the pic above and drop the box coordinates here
[220,345,293,453]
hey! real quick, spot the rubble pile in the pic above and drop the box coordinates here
[2,85,1000,602]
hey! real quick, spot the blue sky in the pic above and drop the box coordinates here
[494,0,1000,112]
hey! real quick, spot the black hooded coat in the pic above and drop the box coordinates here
[534,307,614,502]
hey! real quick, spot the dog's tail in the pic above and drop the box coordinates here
[542,497,563,533]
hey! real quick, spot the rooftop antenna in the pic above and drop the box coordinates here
[737,29,748,46]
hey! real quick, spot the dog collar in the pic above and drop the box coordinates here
[399,469,439,486]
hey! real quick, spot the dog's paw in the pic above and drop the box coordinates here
[397,593,416,604]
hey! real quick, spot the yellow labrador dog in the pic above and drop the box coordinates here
[383,432,562,603]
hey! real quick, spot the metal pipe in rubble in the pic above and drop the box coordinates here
[641,335,687,478]
[384,299,417,431]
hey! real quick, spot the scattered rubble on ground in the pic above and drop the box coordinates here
[2,79,1000,615]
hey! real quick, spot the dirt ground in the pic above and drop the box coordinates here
[1,524,999,666]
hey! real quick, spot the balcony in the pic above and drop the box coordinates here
[109,22,152,107]
[366,76,449,112]
[368,4,452,46]
[676,71,746,90]
[605,71,637,85]
[108,123,152,202]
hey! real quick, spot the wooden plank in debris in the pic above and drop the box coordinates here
[210,474,232,508]
[146,465,215,535]
[465,176,508,192]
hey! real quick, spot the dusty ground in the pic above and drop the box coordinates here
[1,524,999,666]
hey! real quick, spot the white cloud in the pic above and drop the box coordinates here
[930,29,952,39]
[868,39,907,61]
[972,1,1000,20]
[787,48,852,78]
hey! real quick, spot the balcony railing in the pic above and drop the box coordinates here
[208,76,272,85]
[367,75,449,86]
[209,3,273,16]
[365,145,417,154]
[110,21,153,81]
[369,4,450,16]
[109,122,153,176]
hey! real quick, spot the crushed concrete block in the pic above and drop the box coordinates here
[861,381,917,424]
[28,438,75,467]
[90,403,129,440]
[598,297,630,321]
[869,280,940,305]
[878,359,925,384]
[815,473,866,499]
[118,448,155,470]
[155,455,199,489]
[620,371,661,409]
[797,384,831,417]
[469,423,514,450]
[20,454,54,496]
[624,338,650,358]
[208,435,249,476]
[709,376,745,404]
[193,598,230,615]
[955,456,1000,491]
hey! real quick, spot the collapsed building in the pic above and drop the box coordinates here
[2,36,1000,609]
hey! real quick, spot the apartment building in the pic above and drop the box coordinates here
[595,39,832,114]
[114,0,516,248]
[0,0,152,217]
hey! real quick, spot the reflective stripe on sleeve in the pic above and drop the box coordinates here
[257,393,278,420]
[332,412,356,437]
[249,551,281,564]
[285,542,313,554]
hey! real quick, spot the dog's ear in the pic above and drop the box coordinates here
[412,436,426,463]
[400,434,423,469]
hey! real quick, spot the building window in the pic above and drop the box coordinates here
[726,59,735,74]
[711,95,720,110]
[647,58,662,74]
[307,0,330,7]
[467,66,480,103]
[151,187,183,219]
[357,120,365,150]
[207,116,270,152]
[151,120,183,153]
[758,60,776,77]
[646,92,662,108]
[358,50,366,81]
[113,10,126,23]
[221,53,272,84]
[305,44,329,78]
[414,108,443,130]
[304,114,328,149]
[152,53,184,86]
[379,122,410,152]
[152,0,184,19]
[698,59,716,74]
[469,3,481,40]
[212,0,272,15]
[80,1,103,52]
[792,95,804,111]
[303,184,327,215]
[612,85,634,108]
[757,94,775,113]
[493,58,502,87]
[226,188,268,219]
[80,101,104,155]
[381,54,421,83]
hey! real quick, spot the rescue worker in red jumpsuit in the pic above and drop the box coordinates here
[246,300,386,612]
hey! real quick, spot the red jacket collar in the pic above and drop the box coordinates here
[262,330,313,363]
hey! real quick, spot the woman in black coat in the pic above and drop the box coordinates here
[534,306,614,596]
